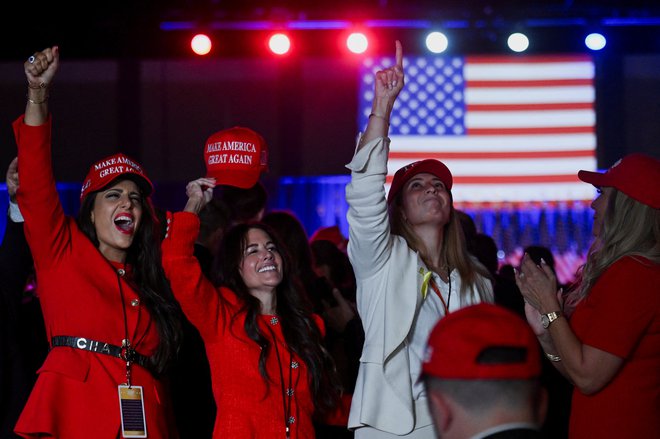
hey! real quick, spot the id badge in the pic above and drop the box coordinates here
[118,385,147,438]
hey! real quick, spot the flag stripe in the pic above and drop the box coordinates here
[466,109,595,128]
[467,55,592,64]
[388,157,596,176]
[467,78,593,87]
[465,86,595,104]
[467,102,594,111]
[467,126,595,135]
[388,134,595,151]
[389,150,595,160]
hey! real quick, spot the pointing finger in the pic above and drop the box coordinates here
[395,40,403,69]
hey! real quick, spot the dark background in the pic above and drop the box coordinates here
[1,0,659,213]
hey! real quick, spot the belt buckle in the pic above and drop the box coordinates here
[121,346,136,363]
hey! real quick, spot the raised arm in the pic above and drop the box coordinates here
[184,177,216,215]
[357,40,404,151]
[24,46,59,127]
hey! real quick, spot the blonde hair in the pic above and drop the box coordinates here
[566,189,660,310]
[389,191,492,302]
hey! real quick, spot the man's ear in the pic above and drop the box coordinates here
[90,211,95,224]
[428,389,453,433]
[536,386,549,426]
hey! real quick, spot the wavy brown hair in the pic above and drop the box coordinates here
[566,188,660,311]
[212,222,341,416]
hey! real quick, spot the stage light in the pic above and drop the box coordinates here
[346,32,368,54]
[507,32,529,52]
[425,31,449,53]
[191,34,212,56]
[269,33,291,55]
[585,33,607,51]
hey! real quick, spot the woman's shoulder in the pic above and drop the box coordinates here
[610,255,659,273]
[600,255,660,287]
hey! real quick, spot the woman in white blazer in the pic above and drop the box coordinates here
[345,41,494,438]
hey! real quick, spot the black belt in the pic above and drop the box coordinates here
[50,336,151,370]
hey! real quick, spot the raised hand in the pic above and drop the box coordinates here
[359,40,405,148]
[184,177,216,215]
[373,40,405,106]
[24,46,59,89]
[515,253,560,313]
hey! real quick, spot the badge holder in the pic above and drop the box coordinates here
[118,342,147,438]
[118,384,146,438]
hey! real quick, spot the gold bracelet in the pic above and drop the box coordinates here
[369,113,389,124]
[545,352,562,362]
[27,94,49,105]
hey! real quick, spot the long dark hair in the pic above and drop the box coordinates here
[213,222,341,416]
[76,177,182,375]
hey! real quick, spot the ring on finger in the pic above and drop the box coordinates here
[28,55,36,64]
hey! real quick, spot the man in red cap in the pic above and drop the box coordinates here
[421,303,548,438]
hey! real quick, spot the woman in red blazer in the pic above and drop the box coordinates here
[162,177,341,438]
[14,46,182,439]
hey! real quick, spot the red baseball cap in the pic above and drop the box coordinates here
[578,153,660,209]
[422,303,541,380]
[310,225,348,248]
[387,159,453,204]
[80,153,153,201]
[204,127,268,189]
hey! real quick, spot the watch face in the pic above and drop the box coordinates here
[541,315,549,328]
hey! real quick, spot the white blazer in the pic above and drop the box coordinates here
[345,136,490,435]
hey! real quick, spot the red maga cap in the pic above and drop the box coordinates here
[422,303,541,380]
[310,225,348,248]
[204,127,268,189]
[80,153,153,201]
[387,159,453,204]
[578,153,660,209]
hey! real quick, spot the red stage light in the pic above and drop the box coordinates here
[269,33,291,55]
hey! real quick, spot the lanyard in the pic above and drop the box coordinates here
[265,319,294,438]
[116,267,148,386]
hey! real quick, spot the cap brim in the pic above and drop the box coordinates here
[577,169,606,187]
[207,170,261,189]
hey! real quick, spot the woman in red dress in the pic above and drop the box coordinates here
[162,177,341,438]
[14,46,182,439]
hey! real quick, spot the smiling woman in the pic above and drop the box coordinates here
[12,46,183,439]
[161,177,342,438]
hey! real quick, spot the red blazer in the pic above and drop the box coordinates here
[162,212,320,439]
[13,116,176,439]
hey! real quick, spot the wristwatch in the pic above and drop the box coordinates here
[541,311,562,329]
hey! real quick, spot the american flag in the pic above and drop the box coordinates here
[358,54,598,205]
